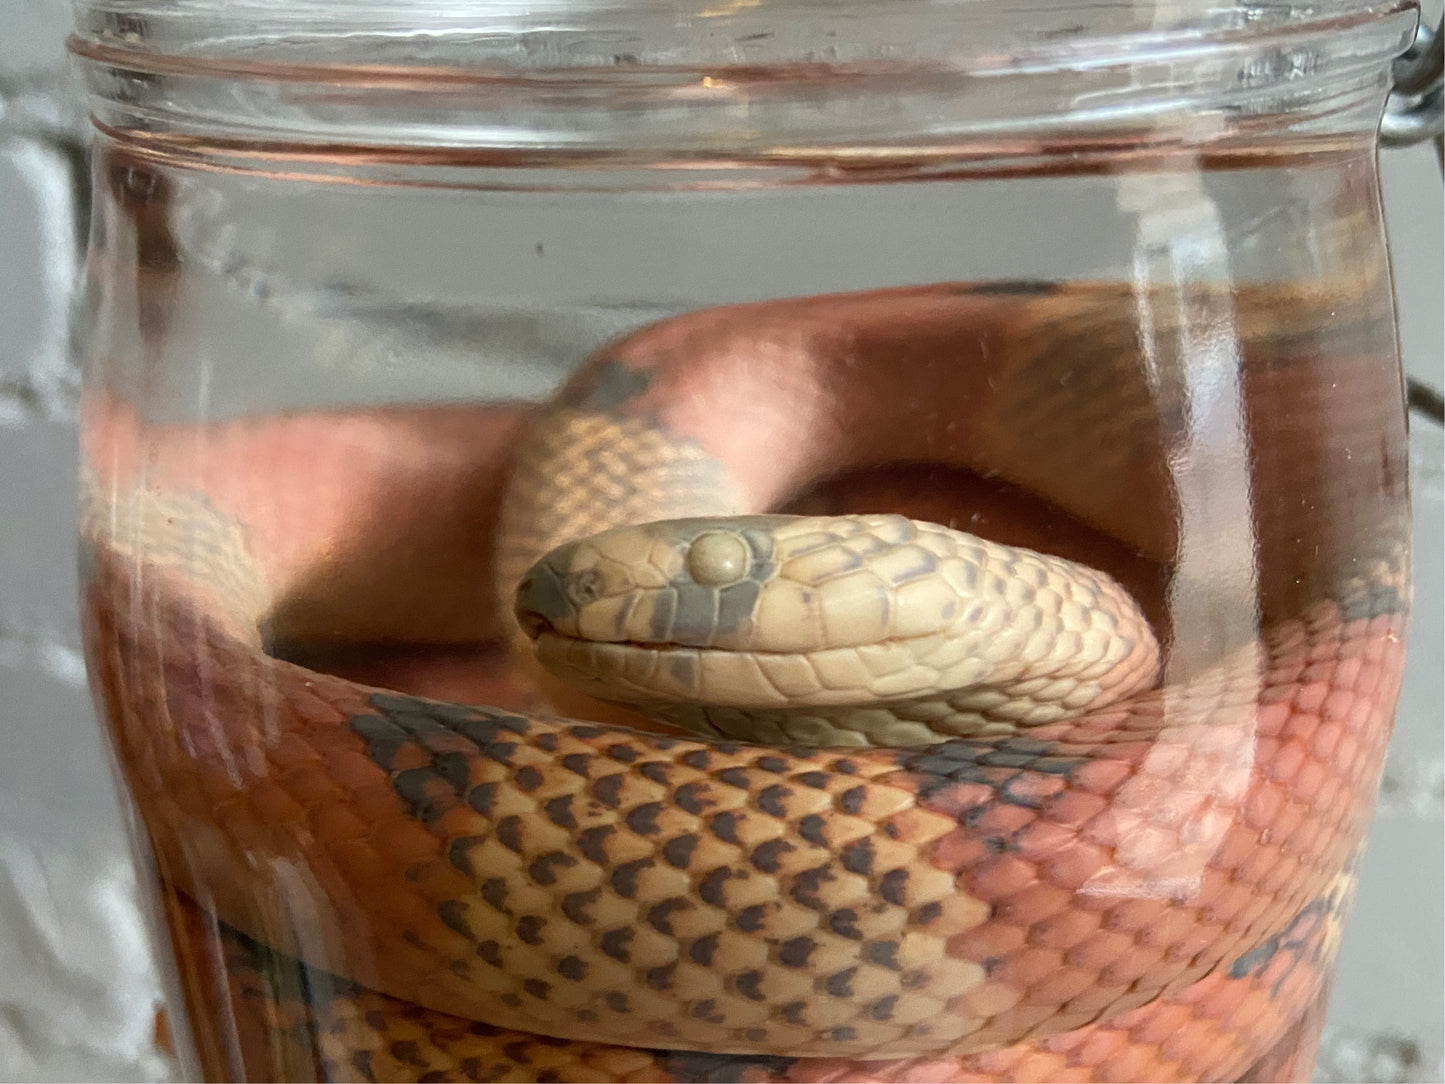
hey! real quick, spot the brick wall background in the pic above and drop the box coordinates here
[1,1,1440,1080]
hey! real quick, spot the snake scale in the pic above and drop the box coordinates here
[81,278,1410,1082]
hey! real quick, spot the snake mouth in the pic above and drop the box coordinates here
[515,604,556,641]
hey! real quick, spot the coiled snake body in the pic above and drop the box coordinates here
[82,280,1409,1082]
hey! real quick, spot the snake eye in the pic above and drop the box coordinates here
[686,531,750,587]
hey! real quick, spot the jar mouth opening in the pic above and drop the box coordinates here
[69,0,1420,160]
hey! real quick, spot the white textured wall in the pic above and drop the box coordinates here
[1,1,1440,1080]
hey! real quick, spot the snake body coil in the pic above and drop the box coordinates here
[81,280,1409,1082]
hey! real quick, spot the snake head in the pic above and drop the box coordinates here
[515,512,1159,729]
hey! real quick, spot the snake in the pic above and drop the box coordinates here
[80,277,1410,1082]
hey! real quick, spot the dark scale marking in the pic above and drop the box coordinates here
[914,901,943,925]
[533,732,558,752]
[781,1001,809,1025]
[502,1040,533,1065]
[365,1010,386,1029]
[434,751,470,790]
[689,933,720,966]
[755,755,790,773]
[797,814,827,847]
[557,956,588,981]
[796,771,829,789]
[605,991,630,1012]
[999,774,1046,809]
[479,741,518,765]
[561,359,653,411]
[391,1040,426,1068]
[832,759,860,775]
[347,711,410,762]
[659,1052,798,1083]
[560,753,592,777]
[831,1027,858,1043]
[495,816,525,853]
[523,978,550,1000]
[710,811,739,843]
[513,766,544,792]
[467,782,499,818]
[756,784,792,817]
[983,955,1006,976]
[1341,582,1408,624]
[646,897,692,935]
[537,1072,562,1084]
[435,900,471,938]
[983,751,1040,771]
[500,993,521,1008]
[870,995,899,1021]
[675,781,710,814]
[662,833,700,868]
[681,749,711,771]
[600,927,634,962]
[577,825,616,864]
[592,774,625,808]
[527,852,578,886]
[864,940,902,970]
[692,999,724,1022]
[480,878,509,913]
[448,958,470,978]
[958,279,1061,296]
[570,725,606,740]
[646,962,677,991]
[562,889,599,925]
[828,909,863,940]
[476,941,503,968]
[543,795,577,830]
[611,859,653,898]
[735,904,769,933]
[838,786,867,814]
[351,1050,376,1082]
[625,802,663,835]
[714,579,762,640]
[639,761,671,784]
[391,768,452,823]
[824,968,856,997]
[750,838,795,873]
[735,970,765,1000]
[879,869,909,906]
[403,929,428,950]
[606,743,640,764]
[790,865,837,910]
[717,767,751,789]
[746,1029,768,1043]
[840,838,875,876]
[778,937,817,967]
[698,867,734,907]
[516,915,546,945]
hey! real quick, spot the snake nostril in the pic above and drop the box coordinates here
[516,606,554,641]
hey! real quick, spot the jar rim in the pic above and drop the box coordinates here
[71,0,1418,77]
[69,0,1421,164]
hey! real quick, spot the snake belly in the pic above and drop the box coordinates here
[81,279,1410,1081]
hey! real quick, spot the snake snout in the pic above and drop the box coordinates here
[514,561,575,642]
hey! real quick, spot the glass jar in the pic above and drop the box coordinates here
[71,2,1418,1081]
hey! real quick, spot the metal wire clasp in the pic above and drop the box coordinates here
[1381,15,1443,156]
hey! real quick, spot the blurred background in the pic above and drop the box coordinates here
[1,0,1440,1080]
